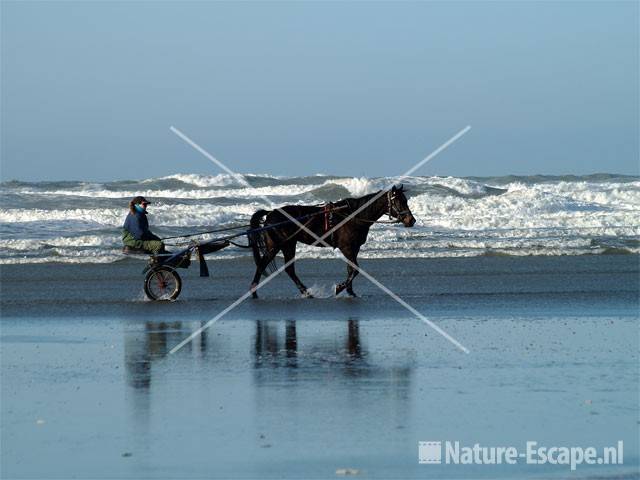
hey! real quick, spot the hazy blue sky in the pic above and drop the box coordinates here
[1,1,638,181]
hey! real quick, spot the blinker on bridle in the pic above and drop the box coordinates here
[387,189,411,221]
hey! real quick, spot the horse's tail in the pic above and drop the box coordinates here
[249,209,270,268]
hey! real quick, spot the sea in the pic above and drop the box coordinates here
[0,173,638,264]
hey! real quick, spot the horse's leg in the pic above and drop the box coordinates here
[336,245,360,297]
[281,242,312,297]
[250,246,279,299]
[345,254,360,297]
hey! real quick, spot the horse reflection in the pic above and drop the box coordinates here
[253,318,365,372]
[252,318,414,433]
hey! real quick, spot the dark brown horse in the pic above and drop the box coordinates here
[249,185,416,298]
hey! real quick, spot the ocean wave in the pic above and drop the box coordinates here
[0,174,531,199]
[142,173,242,188]
[1,173,638,264]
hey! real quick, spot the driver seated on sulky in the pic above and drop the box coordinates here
[122,196,168,254]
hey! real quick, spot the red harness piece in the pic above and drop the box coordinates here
[323,204,331,233]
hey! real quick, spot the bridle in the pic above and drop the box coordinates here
[387,190,411,222]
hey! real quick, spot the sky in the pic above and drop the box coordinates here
[1,1,638,181]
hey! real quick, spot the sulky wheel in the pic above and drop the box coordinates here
[144,265,182,301]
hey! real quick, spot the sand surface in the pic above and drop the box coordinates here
[1,255,638,478]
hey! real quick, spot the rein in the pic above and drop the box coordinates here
[333,211,401,224]
[161,223,252,241]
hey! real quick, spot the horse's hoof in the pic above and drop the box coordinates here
[252,292,259,299]
[347,291,358,298]
[303,292,314,299]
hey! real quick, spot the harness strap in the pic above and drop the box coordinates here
[322,203,337,245]
[228,240,252,248]
[324,204,330,233]
[281,216,318,243]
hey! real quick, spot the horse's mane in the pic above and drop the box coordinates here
[337,190,383,210]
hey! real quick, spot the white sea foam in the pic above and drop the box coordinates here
[143,173,240,188]
[0,235,120,251]
[329,177,379,196]
[0,254,125,265]
[7,184,318,200]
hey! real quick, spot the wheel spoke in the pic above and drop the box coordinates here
[148,270,178,300]
[156,272,166,290]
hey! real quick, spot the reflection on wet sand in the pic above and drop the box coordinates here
[124,318,414,410]
[124,318,413,386]
[251,318,415,441]
[254,320,299,368]
[254,319,365,371]
[124,321,208,389]
[121,317,416,462]
[252,318,413,393]
[125,319,372,387]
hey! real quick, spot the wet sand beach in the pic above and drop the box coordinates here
[1,255,639,479]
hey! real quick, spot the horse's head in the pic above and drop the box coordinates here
[388,184,416,227]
